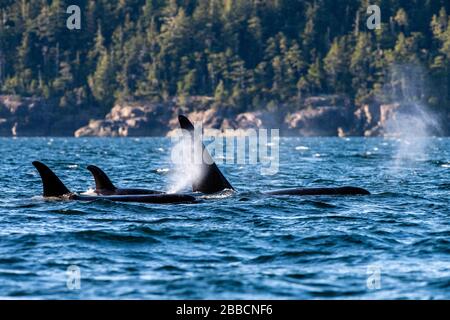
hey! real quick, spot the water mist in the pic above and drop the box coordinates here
[382,64,441,166]
[167,133,202,194]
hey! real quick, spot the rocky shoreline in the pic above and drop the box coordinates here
[0,95,446,137]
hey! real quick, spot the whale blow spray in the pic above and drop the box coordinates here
[382,64,440,165]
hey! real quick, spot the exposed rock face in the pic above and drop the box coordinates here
[1,94,445,137]
[76,96,218,137]
[0,95,92,136]
[0,96,50,136]
[167,108,226,133]
[284,106,353,136]
[352,103,384,136]
[166,109,283,136]
[75,102,173,137]
[363,103,402,137]
[352,103,440,137]
[77,97,381,138]
[235,111,283,130]
[78,96,333,138]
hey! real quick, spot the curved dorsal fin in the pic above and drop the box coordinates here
[178,115,234,194]
[32,161,71,197]
[87,165,117,191]
[178,114,195,132]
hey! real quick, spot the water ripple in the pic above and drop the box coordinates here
[0,137,449,299]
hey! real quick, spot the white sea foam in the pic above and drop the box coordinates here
[80,188,96,195]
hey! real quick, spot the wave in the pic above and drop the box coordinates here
[73,230,161,244]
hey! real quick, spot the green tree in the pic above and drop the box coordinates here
[350,32,376,102]
[324,37,350,93]
[88,50,116,108]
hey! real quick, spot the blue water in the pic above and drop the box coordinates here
[0,137,449,299]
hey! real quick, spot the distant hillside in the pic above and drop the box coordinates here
[1,1,450,112]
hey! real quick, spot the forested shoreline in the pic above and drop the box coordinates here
[1,1,450,136]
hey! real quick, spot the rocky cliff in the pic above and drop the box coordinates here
[0,94,445,137]
[0,95,95,136]
[75,95,359,137]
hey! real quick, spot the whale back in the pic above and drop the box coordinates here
[178,115,234,194]
[32,161,71,197]
[265,186,370,196]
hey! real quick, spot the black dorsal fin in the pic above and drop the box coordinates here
[178,114,195,131]
[86,165,117,191]
[178,115,234,194]
[32,161,71,197]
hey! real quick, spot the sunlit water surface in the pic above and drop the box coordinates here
[0,137,449,299]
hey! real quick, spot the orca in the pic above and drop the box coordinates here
[32,161,196,204]
[87,165,163,196]
[178,115,234,194]
[178,115,370,196]
[264,186,370,196]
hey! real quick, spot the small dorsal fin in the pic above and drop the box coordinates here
[32,161,71,197]
[86,165,117,191]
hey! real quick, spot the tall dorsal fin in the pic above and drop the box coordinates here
[86,165,117,191]
[178,115,195,131]
[178,115,234,194]
[32,161,71,197]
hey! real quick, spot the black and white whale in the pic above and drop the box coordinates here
[32,161,196,204]
[87,165,163,196]
[178,115,370,196]
[178,115,234,194]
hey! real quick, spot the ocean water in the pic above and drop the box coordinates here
[0,137,449,299]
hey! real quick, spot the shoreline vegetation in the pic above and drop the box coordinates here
[1,1,450,136]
